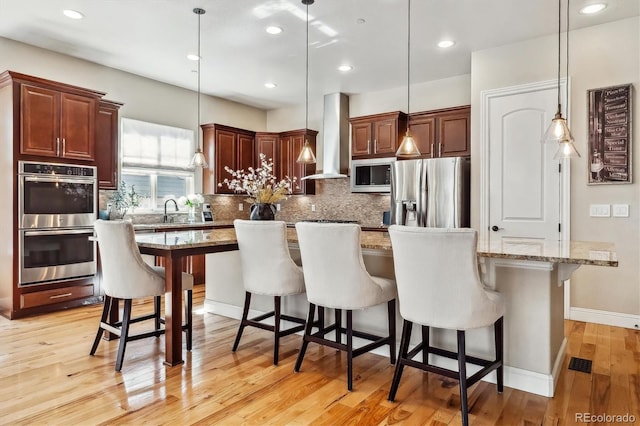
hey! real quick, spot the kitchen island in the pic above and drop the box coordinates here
[135,227,617,396]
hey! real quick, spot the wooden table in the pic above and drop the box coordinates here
[135,228,238,366]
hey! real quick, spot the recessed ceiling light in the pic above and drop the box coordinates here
[338,65,353,72]
[187,54,200,61]
[264,82,277,89]
[356,18,366,24]
[266,26,283,35]
[579,3,607,14]
[437,40,456,48]
[63,9,84,20]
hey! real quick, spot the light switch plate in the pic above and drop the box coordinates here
[589,204,610,217]
[238,203,243,211]
[612,204,629,217]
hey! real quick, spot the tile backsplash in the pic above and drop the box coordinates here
[100,179,390,227]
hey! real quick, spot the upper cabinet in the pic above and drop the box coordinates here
[18,78,102,162]
[409,106,470,158]
[350,111,407,158]
[95,100,123,189]
[202,124,256,194]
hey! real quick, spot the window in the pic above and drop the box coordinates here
[120,118,195,211]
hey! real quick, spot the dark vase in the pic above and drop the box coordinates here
[249,203,276,220]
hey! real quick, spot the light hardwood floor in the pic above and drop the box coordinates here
[1,285,638,425]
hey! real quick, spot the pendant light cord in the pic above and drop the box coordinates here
[565,0,570,124]
[305,1,309,133]
[193,8,205,153]
[407,0,411,118]
[556,0,561,113]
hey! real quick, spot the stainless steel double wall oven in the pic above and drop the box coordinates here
[18,161,97,286]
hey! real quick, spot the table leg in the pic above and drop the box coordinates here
[164,252,184,366]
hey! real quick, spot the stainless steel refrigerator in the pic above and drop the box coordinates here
[390,157,470,228]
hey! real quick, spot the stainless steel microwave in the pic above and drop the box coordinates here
[350,157,396,193]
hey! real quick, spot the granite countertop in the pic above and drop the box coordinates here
[132,220,234,231]
[134,226,618,267]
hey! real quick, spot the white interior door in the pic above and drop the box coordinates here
[481,80,569,241]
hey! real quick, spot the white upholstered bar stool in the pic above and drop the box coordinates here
[232,220,307,365]
[90,220,194,371]
[294,222,397,391]
[387,225,504,426]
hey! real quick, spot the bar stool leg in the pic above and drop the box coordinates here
[387,299,396,365]
[232,292,251,352]
[154,296,161,332]
[294,303,316,373]
[388,319,412,401]
[457,330,469,426]
[185,290,193,351]
[335,309,342,344]
[90,295,111,355]
[422,325,430,365]
[495,317,504,393]
[346,309,354,391]
[115,299,133,372]
[273,296,282,365]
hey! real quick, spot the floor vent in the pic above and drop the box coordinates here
[568,357,592,374]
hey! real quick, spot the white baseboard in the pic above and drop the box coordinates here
[569,307,640,330]
[204,299,562,397]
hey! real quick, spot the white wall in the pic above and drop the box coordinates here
[471,18,640,317]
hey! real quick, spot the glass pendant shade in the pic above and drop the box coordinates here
[543,111,573,143]
[190,148,209,168]
[296,140,316,163]
[396,130,420,157]
[553,137,581,159]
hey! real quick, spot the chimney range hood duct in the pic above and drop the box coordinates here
[302,93,349,180]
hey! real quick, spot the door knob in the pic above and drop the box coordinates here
[491,225,503,232]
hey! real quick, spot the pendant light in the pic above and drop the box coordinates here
[396,0,420,157]
[190,7,209,168]
[544,0,581,159]
[296,0,317,164]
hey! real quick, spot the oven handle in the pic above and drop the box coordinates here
[22,176,96,184]
[23,229,95,237]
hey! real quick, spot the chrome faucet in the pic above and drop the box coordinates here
[163,199,179,223]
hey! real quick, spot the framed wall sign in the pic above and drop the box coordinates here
[587,83,633,184]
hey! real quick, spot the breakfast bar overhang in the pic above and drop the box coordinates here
[135,227,618,397]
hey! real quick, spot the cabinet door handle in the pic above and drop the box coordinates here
[367,139,371,153]
[56,138,60,156]
[50,292,72,299]
[430,143,435,158]
[438,143,443,157]
[62,138,66,156]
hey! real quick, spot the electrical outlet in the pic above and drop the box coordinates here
[276,203,281,212]
[238,203,243,211]
[589,204,610,217]
[311,204,316,212]
[612,204,629,217]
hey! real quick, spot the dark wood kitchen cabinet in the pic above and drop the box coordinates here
[202,124,256,194]
[350,111,407,158]
[95,100,123,189]
[409,106,470,158]
[19,79,101,161]
[256,130,317,195]
[0,71,110,319]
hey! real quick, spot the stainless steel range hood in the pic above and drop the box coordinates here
[302,93,349,180]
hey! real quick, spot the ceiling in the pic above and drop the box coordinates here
[0,0,638,110]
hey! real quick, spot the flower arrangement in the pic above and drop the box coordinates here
[218,153,297,205]
[179,193,205,208]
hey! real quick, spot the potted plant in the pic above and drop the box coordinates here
[108,181,144,220]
